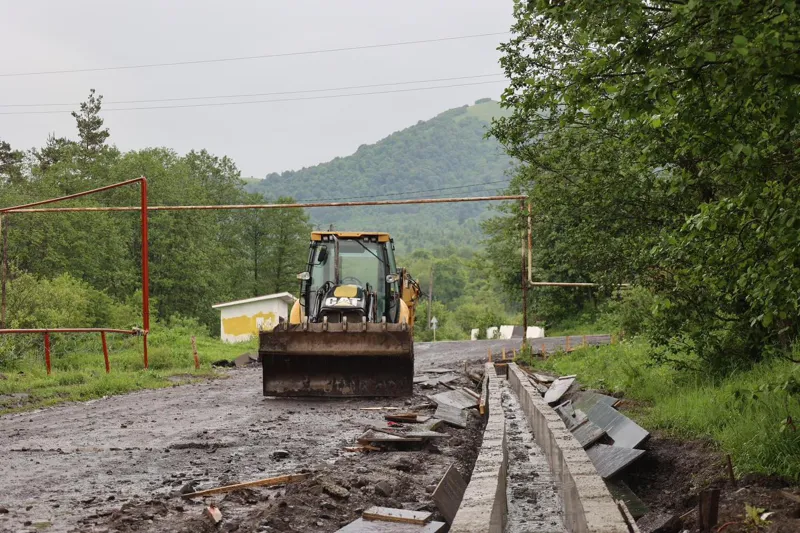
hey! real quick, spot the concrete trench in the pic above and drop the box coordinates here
[452,362,631,533]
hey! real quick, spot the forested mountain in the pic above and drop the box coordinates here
[247,98,513,252]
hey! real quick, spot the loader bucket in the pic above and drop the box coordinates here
[259,321,414,397]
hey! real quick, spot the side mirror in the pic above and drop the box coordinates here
[317,245,328,264]
[297,272,311,280]
[385,274,400,284]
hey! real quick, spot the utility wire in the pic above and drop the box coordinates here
[0,80,506,115]
[0,73,505,108]
[297,179,511,203]
[0,32,509,78]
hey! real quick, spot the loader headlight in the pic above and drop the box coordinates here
[385,274,400,284]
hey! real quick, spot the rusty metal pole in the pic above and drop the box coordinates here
[44,332,51,375]
[101,331,110,373]
[521,200,528,349]
[1,214,6,329]
[140,178,149,369]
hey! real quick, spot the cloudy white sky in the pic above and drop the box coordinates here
[0,1,513,178]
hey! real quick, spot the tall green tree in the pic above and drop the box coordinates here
[490,0,800,371]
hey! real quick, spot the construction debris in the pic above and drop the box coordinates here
[430,389,478,410]
[531,372,555,384]
[336,518,446,532]
[360,407,400,411]
[574,393,649,448]
[344,445,381,453]
[384,412,431,424]
[203,504,222,524]
[432,464,467,524]
[362,507,432,525]
[434,404,467,428]
[181,473,309,498]
[586,444,646,478]
[543,376,576,405]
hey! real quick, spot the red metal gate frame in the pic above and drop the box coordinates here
[0,177,150,371]
[0,179,527,374]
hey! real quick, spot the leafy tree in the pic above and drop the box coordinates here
[489,0,800,371]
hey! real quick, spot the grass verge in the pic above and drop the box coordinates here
[0,326,257,415]
[526,339,800,481]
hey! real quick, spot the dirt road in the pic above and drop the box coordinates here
[0,339,521,533]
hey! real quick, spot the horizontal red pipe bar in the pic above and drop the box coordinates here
[0,178,145,213]
[0,328,138,334]
[3,195,527,214]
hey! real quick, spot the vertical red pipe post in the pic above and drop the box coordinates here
[44,332,51,375]
[101,331,110,373]
[140,178,150,369]
[191,336,200,370]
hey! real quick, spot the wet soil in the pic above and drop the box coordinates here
[0,340,500,533]
[621,434,800,533]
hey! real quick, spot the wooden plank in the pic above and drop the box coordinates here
[413,375,430,384]
[434,403,467,428]
[460,387,480,400]
[362,507,432,525]
[479,374,488,415]
[384,413,420,423]
[422,367,452,374]
[182,473,309,498]
[405,430,447,439]
[432,464,466,523]
[360,407,400,411]
[336,518,446,532]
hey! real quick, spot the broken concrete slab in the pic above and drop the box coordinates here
[575,391,621,409]
[531,373,555,384]
[413,375,430,384]
[432,464,467,524]
[586,444,646,478]
[543,376,576,405]
[571,418,606,449]
[233,353,258,367]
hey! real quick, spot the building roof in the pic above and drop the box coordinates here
[212,292,296,310]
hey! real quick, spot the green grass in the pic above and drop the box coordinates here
[526,339,800,481]
[0,326,256,415]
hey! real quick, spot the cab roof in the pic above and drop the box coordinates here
[311,231,391,242]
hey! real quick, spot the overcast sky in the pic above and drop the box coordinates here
[0,1,513,178]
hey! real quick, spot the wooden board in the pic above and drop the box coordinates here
[460,387,480,400]
[413,375,430,384]
[432,464,467,524]
[431,389,478,410]
[422,367,453,374]
[336,518,446,532]
[182,473,308,498]
[362,507,432,525]
[405,430,447,439]
[434,403,467,428]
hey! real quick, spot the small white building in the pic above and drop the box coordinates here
[212,292,296,343]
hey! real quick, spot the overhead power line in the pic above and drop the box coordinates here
[299,179,511,203]
[0,31,509,78]
[0,73,505,108]
[0,80,506,115]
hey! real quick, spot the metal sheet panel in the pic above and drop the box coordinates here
[586,443,645,478]
[576,397,649,448]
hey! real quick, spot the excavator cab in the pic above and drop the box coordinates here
[260,232,419,397]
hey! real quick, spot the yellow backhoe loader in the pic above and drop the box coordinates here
[259,231,420,397]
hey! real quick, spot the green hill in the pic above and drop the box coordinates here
[247,99,513,252]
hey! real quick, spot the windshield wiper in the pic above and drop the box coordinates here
[355,240,386,265]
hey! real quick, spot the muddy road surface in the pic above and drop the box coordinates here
[0,339,520,533]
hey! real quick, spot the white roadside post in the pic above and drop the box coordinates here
[430,316,438,342]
